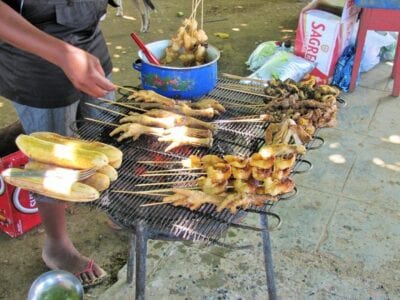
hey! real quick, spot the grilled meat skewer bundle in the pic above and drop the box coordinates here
[162,188,278,214]
[128,97,225,119]
[262,78,339,128]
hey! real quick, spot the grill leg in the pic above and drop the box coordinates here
[127,232,136,284]
[260,213,277,300]
[135,221,148,300]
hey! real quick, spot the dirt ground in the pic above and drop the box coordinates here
[0,0,307,298]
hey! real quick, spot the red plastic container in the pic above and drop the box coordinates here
[0,151,41,238]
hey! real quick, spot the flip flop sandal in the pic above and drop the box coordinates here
[74,259,109,289]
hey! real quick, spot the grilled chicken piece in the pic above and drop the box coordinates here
[200,155,225,168]
[265,118,312,145]
[233,179,257,194]
[109,123,164,141]
[163,189,223,211]
[231,164,252,180]
[163,188,278,214]
[271,168,291,181]
[288,123,313,144]
[252,167,273,181]
[205,163,231,183]
[163,126,212,139]
[274,154,296,170]
[216,193,276,214]
[178,103,215,118]
[223,155,248,169]
[265,119,293,145]
[145,109,217,132]
[134,102,216,119]
[128,90,176,107]
[262,177,295,196]
[297,116,316,136]
[216,193,243,213]
[197,176,228,195]
[259,144,306,159]
[249,153,274,169]
[181,155,202,168]
[120,114,177,128]
[189,98,226,115]
[158,135,213,152]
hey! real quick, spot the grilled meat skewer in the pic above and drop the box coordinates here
[109,123,164,141]
[128,90,176,107]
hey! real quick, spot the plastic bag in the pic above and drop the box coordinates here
[331,45,356,92]
[360,30,396,72]
[245,41,279,71]
[243,51,316,83]
[350,22,397,72]
[380,32,398,61]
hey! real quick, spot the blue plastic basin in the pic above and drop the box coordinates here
[133,40,220,100]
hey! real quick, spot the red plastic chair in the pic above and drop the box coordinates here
[349,8,400,96]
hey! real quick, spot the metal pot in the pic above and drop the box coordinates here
[133,40,220,100]
[27,270,83,300]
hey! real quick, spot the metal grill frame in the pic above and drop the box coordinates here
[75,79,325,299]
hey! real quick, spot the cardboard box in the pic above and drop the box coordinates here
[0,151,41,238]
[294,0,361,83]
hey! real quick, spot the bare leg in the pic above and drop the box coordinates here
[38,201,105,284]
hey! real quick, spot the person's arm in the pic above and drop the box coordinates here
[0,1,115,97]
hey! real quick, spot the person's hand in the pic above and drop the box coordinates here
[60,46,115,98]
[0,2,115,97]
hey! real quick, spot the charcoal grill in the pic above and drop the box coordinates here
[76,78,321,300]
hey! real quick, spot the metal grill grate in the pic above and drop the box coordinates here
[76,78,310,243]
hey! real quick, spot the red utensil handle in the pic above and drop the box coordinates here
[130,33,161,65]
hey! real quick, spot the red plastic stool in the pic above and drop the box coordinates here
[349,8,400,96]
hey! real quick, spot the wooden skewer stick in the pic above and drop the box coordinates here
[135,179,197,187]
[221,73,268,84]
[98,98,147,112]
[144,167,203,174]
[84,117,119,127]
[113,187,200,194]
[220,83,264,91]
[111,190,170,196]
[224,102,265,108]
[141,172,206,177]
[137,193,171,197]
[137,160,183,164]
[140,201,172,207]
[85,102,128,116]
[217,86,275,99]
[212,118,265,124]
[114,84,138,94]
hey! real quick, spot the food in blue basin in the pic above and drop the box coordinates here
[133,40,220,100]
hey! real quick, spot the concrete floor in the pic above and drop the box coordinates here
[1,1,399,299]
[95,63,400,299]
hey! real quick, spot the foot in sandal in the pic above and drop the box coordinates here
[42,238,108,288]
